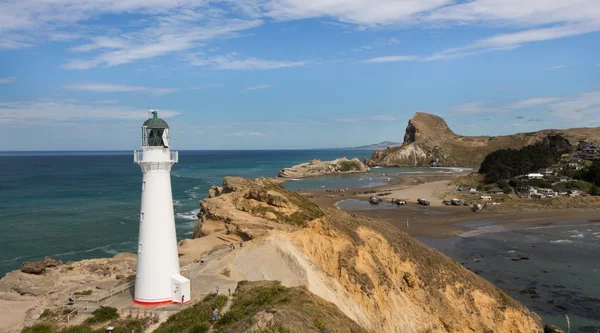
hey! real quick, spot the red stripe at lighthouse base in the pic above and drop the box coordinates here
[133,299,173,306]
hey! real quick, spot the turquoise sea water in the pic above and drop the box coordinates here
[1,149,380,277]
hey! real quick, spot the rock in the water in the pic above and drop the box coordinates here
[20,261,46,275]
[278,157,369,178]
[544,324,565,333]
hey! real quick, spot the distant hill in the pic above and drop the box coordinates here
[365,112,600,167]
[347,141,402,150]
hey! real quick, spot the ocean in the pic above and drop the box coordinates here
[0,149,379,277]
[419,222,600,332]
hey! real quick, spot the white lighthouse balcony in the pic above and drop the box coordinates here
[134,149,178,172]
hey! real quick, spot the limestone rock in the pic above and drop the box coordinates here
[208,186,223,198]
[365,112,600,167]
[20,261,46,275]
[278,157,370,178]
[544,324,565,333]
[42,257,59,268]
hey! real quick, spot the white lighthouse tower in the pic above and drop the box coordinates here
[133,111,190,305]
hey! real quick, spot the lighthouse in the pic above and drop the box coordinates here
[133,111,190,305]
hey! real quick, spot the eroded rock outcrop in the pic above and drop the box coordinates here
[278,157,369,178]
[193,176,324,239]
[195,177,543,332]
[365,112,600,167]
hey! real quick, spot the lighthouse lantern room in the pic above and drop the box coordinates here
[133,111,190,305]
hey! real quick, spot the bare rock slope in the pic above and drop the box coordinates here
[277,157,370,178]
[197,177,542,332]
[365,112,600,167]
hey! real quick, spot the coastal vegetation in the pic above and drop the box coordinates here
[338,160,362,172]
[154,293,228,333]
[479,134,572,183]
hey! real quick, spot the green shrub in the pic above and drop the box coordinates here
[84,306,119,324]
[154,293,228,333]
[73,290,92,296]
[21,323,55,333]
[314,318,327,329]
[215,281,290,330]
[39,309,55,319]
[59,325,93,333]
[339,161,361,172]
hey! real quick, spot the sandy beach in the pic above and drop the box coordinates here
[299,172,600,239]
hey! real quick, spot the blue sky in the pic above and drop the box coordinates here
[1,0,599,150]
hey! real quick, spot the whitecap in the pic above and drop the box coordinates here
[570,234,584,239]
[173,200,181,206]
[566,230,581,233]
[550,240,573,244]
[176,209,200,220]
[507,250,516,253]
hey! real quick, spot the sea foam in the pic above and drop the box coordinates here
[550,240,573,244]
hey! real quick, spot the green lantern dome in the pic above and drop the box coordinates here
[143,111,169,129]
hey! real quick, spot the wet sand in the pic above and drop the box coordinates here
[299,173,600,239]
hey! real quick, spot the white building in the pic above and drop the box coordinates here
[527,173,544,180]
[133,111,190,305]
[537,188,557,197]
[538,168,554,176]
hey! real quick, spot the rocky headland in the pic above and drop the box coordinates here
[365,112,600,167]
[277,157,369,178]
[193,176,542,332]
[3,176,546,332]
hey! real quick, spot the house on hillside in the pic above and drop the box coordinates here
[556,176,573,182]
[538,168,554,176]
[537,188,557,197]
[570,156,582,162]
[527,173,544,180]
[579,147,598,160]
[566,162,582,170]
[488,187,505,195]
[569,189,582,197]
[519,186,537,198]
[554,188,570,196]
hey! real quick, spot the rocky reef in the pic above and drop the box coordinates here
[365,112,600,167]
[277,157,369,178]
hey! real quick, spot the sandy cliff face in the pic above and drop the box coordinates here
[196,178,543,332]
[365,112,600,167]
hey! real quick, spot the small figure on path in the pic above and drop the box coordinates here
[216,286,220,294]
[68,295,74,305]
[211,307,219,321]
[228,288,231,296]
[181,295,185,304]
[240,242,243,248]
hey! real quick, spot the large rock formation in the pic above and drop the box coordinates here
[365,112,600,167]
[278,157,369,178]
[195,177,542,332]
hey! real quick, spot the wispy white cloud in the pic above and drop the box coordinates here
[360,55,418,63]
[188,53,306,70]
[544,65,566,70]
[508,97,563,109]
[451,101,493,114]
[242,84,272,93]
[0,99,180,125]
[64,83,176,95]
[352,37,400,52]
[0,77,16,84]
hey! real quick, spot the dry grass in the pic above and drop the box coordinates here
[450,173,485,187]
[486,196,600,212]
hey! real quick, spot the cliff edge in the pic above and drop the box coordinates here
[365,112,600,167]
[195,177,542,332]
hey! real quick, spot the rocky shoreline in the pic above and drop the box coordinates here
[277,157,369,178]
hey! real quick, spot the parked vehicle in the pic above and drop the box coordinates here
[369,196,381,204]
